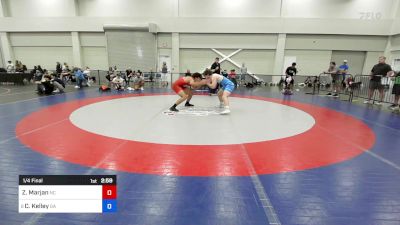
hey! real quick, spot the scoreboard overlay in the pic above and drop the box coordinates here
[18,175,117,213]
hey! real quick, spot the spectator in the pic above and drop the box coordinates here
[36,70,64,95]
[364,56,393,105]
[210,57,221,94]
[149,69,155,84]
[22,64,27,73]
[228,69,237,87]
[32,66,37,73]
[56,62,62,75]
[324,62,339,97]
[106,67,114,82]
[112,73,125,91]
[284,62,297,92]
[221,69,228,78]
[6,60,14,73]
[113,68,118,78]
[49,71,65,93]
[37,74,54,95]
[390,71,400,110]
[240,63,247,79]
[125,69,133,86]
[136,70,143,82]
[34,67,43,82]
[107,65,117,81]
[61,64,70,83]
[211,57,221,74]
[132,71,145,91]
[62,62,68,72]
[161,62,168,87]
[185,69,191,77]
[41,70,65,94]
[73,67,86,89]
[15,60,23,72]
[83,66,94,86]
[37,65,44,73]
[338,60,349,87]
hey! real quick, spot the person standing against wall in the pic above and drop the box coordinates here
[211,57,221,74]
[209,57,221,94]
[324,62,339,97]
[338,60,349,88]
[6,61,14,73]
[389,71,400,110]
[149,68,155,85]
[185,69,191,77]
[240,63,247,86]
[284,62,297,93]
[364,56,393,105]
[161,62,168,87]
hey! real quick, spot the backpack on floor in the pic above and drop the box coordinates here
[99,85,111,92]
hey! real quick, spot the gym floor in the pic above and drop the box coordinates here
[1,84,400,225]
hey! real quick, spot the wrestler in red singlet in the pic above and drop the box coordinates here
[169,73,204,112]
[172,77,190,94]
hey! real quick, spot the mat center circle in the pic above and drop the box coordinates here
[69,95,315,145]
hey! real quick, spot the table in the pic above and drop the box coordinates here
[0,73,32,85]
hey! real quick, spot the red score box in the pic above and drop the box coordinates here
[102,185,117,199]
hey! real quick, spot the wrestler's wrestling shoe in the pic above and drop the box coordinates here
[220,107,230,115]
[185,102,194,107]
[169,107,179,112]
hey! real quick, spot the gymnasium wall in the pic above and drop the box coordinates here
[284,50,332,76]
[158,33,172,49]
[178,0,281,18]
[285,35,388,75]
[285,35,387,52]
[392,50,400,59]
[157,33,172,72]
[391,34,400,51]
[5,0,395,19]
[179,34,277,74]
[80,32,108,71]
[10,32,73,70]
[78,0,175,17]
[179,48,276,75]
[0,0,396,35]
[4,0,76,17]
[179,34,278,49]
[331,51,366,76]
[282,0,396,19]
[2,31,393,75]
[0,41,3,68]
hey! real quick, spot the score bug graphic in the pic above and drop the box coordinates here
[18,175,117,213]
